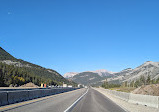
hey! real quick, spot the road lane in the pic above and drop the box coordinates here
[71,88,126,112]
[0,88,126,112]
[0,88,86,112]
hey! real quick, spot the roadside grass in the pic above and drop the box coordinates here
[109,87,136,93]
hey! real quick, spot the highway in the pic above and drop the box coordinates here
[71,88,126,112]
[0,88,126,112]
[0,87,68,92]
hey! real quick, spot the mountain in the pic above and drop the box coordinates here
[90,69,115,77]
[65,69,115,85]
[0,47,15,60]
[124,61,159,82]
[107,68,133,83]
[0,47,76,87]
[70,72,104,85]
[64,69,114,78]
[114,68,133,76]
[66,61,159,86]
[63,72,79,78]
[107,61,159,84]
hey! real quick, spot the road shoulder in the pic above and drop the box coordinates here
[94,87,159,112]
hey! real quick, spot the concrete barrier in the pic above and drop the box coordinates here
[102,88,159,108]
[50,89,56,95]
[0,92,8,106]
[0,88,79,107]
[28,90,43,99]
[42,89,52,96]
[118,91,130,102]
[57,88,62,94]
[129,93,159,108]
[110,90,130,102]
[58,89,63,93]
[8,91,29,104]
[60,88,65,93]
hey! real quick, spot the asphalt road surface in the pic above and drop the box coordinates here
[0,88,86,112]
[71,88,126,112]
[0,88,126,112]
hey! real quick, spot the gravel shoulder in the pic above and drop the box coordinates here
[94,87,159,112]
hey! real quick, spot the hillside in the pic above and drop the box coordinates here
[107,68,133,84]
[132,84,159,96]
[71,72,103,85]
[0,47,76,87]
[66,70,115,86]
[124,61,159,82]
[64,69,114,79]
[63,72,79,78]
[0,47,15,60]
[66,61,159,86]
[107,61,159,85]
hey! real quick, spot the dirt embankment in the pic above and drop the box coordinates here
[132,84,159,96]
[0,82,39,89]
[20,82,39,88]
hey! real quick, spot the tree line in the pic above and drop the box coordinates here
[102,75,159,89]
[0,62,76,87]
[122,75,159,88]
[101,80,121,89]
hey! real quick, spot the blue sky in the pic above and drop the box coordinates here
[1,0,159,75]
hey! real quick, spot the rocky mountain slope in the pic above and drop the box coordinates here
[70,72,104,85]
[66,61,159,86]
[107,68,133,83]
[124,61,159,82]
[0,47,76,87]
[63,72,79,78]
[64,69,115,85]
[64,69,114,78]
[89,69,115,77]
[107,61,159,84]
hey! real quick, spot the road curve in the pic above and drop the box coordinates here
[71,88,126,112]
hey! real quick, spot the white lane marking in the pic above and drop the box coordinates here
[0,89,81,111]
[64,88,89,112]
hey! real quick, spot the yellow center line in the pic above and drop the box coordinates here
[0,89,80,111]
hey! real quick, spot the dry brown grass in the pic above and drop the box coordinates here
[132,84,159,96]
[109,87,136,93]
